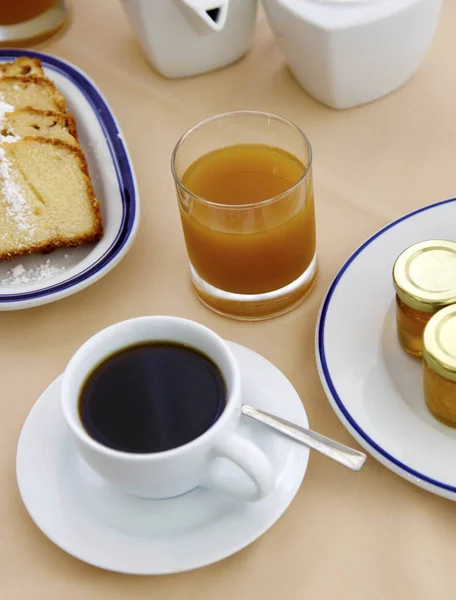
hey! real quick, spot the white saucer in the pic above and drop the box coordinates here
[17,341,309,574]
[316,196,456,501]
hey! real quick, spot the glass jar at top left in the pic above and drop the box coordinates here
[0,0,67,46]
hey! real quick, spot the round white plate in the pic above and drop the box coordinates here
[316,197,456,501]
[0,50,139,310]
[16,341,309,574]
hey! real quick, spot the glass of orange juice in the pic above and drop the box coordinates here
[0,0,66,46]
[171,111,317,321]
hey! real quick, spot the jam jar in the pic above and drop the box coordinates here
[423,305,456,427]
[393,240,456,359]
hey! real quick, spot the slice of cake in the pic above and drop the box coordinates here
[0,76,66,113]
[0,137,102,260]
[0,55,104,261]
[0,57,44,78]
[1,108,78,145]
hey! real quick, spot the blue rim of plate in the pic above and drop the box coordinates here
[317,196,456,494]
[0,49,137,303]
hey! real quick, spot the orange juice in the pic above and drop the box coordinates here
[0,0,58,25]
[179,143,316,295]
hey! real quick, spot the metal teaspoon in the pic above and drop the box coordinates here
[241,404,367,471]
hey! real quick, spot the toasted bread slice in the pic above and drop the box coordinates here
[0,76,66,113]
[0,57,44,78]
[0,137,102,260]
[1,108,78,145]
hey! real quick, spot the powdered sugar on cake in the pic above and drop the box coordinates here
[0,94,34,238]
[0,96,18,142]
[0,96,13,119]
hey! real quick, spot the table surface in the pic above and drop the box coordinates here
[3,1,456,598]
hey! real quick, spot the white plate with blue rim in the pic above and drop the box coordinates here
[316,197,456,501]
[0,50,139,310]
[16,342,309,574]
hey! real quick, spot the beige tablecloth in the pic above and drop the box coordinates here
[3,1,456,598]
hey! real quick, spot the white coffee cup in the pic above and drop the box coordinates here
[61,316,275,501]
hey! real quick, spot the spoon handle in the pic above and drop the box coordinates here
[241,404,366,472]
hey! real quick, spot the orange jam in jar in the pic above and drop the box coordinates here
[423,305,456,427]
[393,240,456,360]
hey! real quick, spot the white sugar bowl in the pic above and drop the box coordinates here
[121,0,258,78]
[262,0,442,109]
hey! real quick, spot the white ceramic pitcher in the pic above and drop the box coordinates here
[121,0,258,78]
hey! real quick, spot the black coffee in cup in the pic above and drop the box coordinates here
[78,342,226,453]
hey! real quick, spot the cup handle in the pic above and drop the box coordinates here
[205,432,275,502]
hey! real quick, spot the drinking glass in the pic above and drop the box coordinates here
[0,0,67,46]
[171,111,317,321]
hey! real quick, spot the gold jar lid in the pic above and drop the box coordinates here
[393,240,456,313]
[424,305,456,382]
